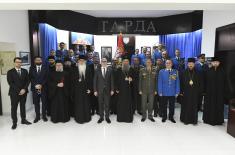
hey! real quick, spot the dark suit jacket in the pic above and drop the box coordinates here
[29,65,48,92]
[93,66,114,94]
[7,68,30,96]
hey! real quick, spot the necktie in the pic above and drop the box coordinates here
[82,74,85,81]
[103,68,106,78]
[17,69,21,77]
[37,66,41,74]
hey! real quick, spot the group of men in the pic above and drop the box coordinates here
[7,42,229,130]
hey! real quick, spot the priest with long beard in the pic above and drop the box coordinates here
[71,55,92,124]
[48,60,70,123]
[116,55,134,123]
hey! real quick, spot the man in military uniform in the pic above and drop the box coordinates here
[139,58,157,122]
[171,49,185,72]
[139,47,147,66]
[153,58,165,117]
[161,50,169,66]
[158,59,180,123]
[171,49,185,107]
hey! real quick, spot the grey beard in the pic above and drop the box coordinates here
[122,65,130,72]
[56,69,63,72]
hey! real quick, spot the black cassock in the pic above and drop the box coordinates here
[116,68,134,123]
[48,71,70,123]
[203,66,228,125]
[180,69,203,124]
[64,66,74,117]
[71,65,92,124]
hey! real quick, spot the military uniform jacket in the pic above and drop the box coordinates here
[158,68,180,96]
[139,67,157,94]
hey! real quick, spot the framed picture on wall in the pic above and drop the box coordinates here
[19,51,30,66]
[101,46,112,64]
[141,46,151,53]
[0,51,16,75]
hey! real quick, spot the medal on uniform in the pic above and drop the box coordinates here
[189,80,194,86]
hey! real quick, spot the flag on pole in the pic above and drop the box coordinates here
[117,32,125,56]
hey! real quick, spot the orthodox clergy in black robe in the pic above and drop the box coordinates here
[71,55,92,124]
[116,57,134,123]
[46,56,56,116]
[63,57,74,117]
[180,58,203,125]
[203,57,228,125]
[48,61,70,123]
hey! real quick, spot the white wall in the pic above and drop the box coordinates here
[135,35,159,54]
[94,35,117,59]
[202,10,235,57]
[0,11,32,115]
[57,29,69,49]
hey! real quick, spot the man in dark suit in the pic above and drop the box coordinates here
[56,42,68,61]
[7,57,32,130]
[29,56,48,123]
[89,56,100,115]
[93,58,114,124]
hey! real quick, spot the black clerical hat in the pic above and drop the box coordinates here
[55,60,63,64]
[122,54,129,60]
[187,58,195,63]
[78,54,87,60]
[212,57,220,61]
[48,56,55,60]
[64,57,71,62]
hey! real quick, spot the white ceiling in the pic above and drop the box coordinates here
[1,1,235,10]
[74,10,193,17]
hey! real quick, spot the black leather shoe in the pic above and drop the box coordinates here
[141,118,146,122]
[170,118,176,123]
[106,118,111,124]
[162,119,166,123]
[97,118,104,124]
[22,120,32,125]
[11,124,17,130]
[42,117,48,122]
[149,118,155,122]
[34,118,40,123]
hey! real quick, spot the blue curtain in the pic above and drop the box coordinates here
[159,29,202,59]
[39,23,58,61]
